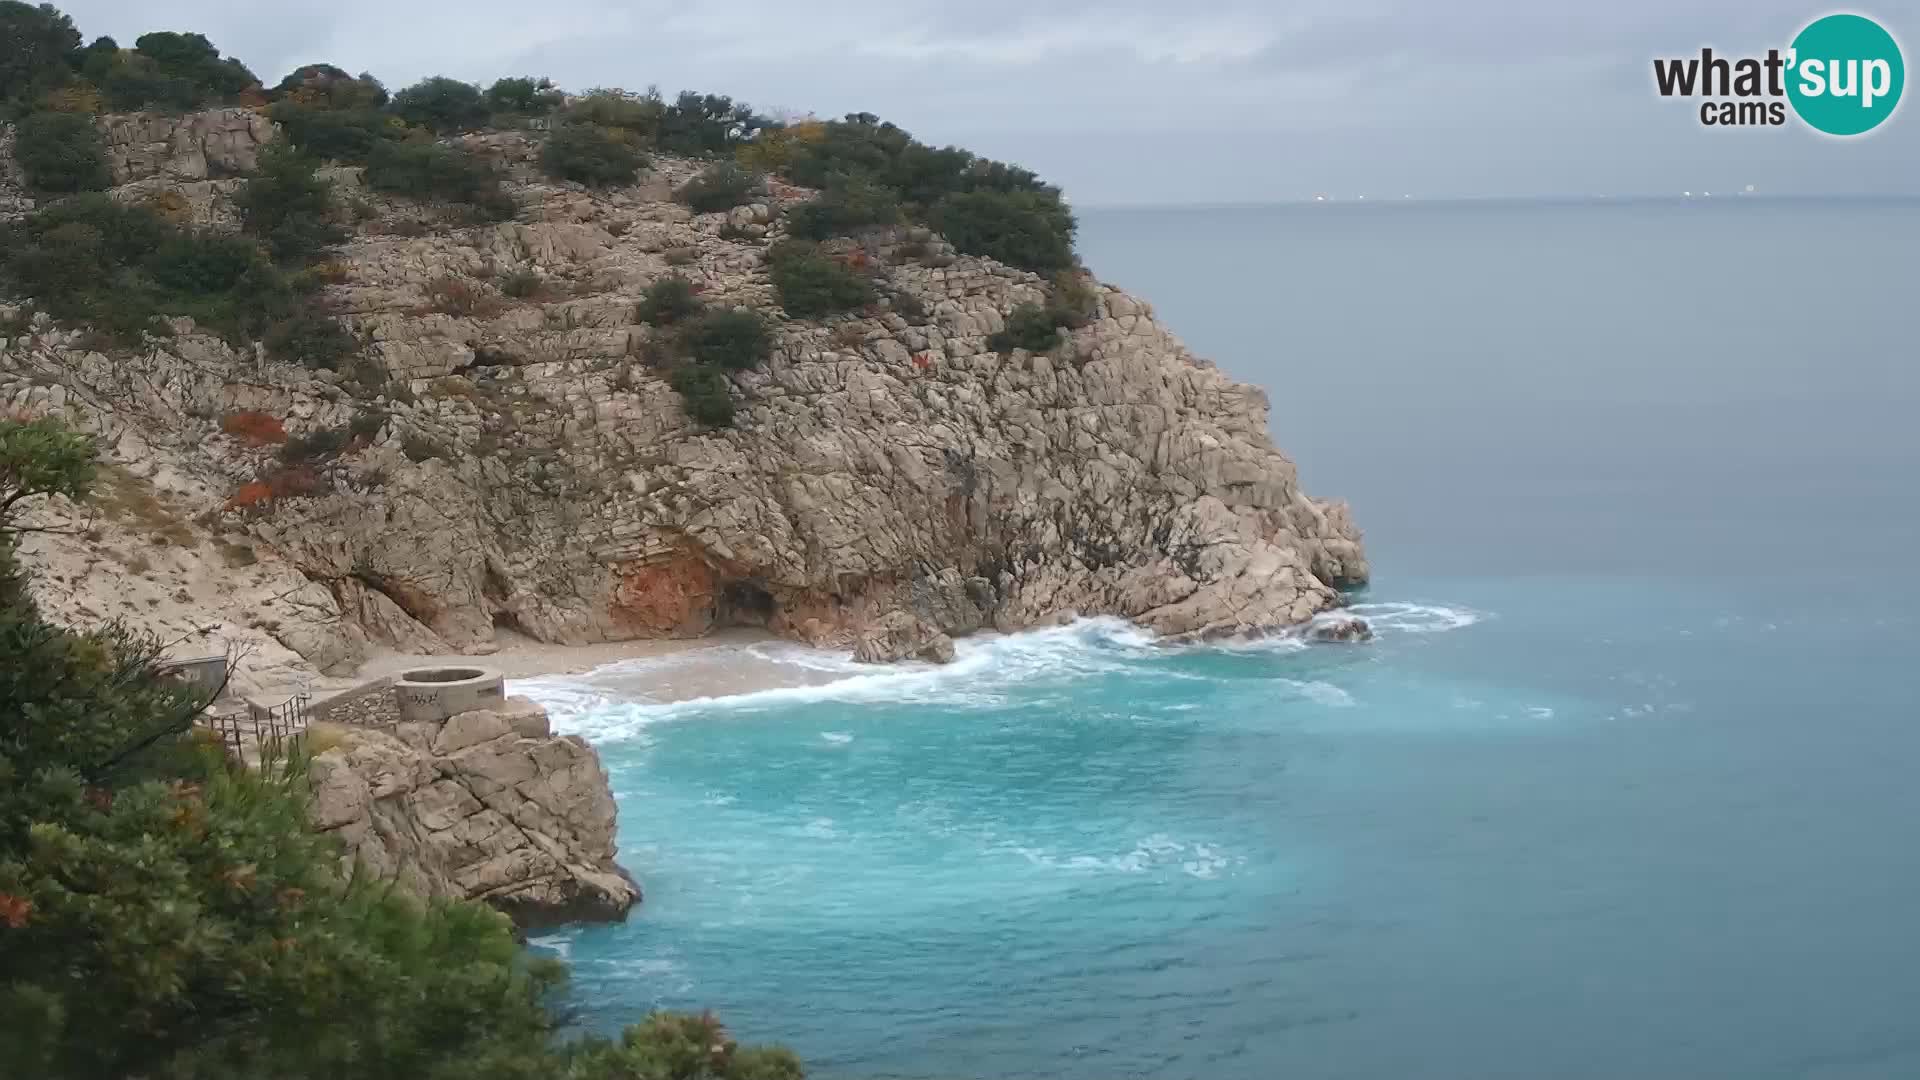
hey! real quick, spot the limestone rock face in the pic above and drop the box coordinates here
[101,108,275,184]
[853,610,957,665]
[1,113,1369,688]
[306,697,639,928]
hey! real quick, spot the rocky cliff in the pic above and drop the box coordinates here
[306,695,639,928]
[1,111,1366,693]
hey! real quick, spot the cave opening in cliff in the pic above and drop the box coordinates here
[720,581,777,627]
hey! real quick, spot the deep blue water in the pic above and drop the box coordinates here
[518,199,1920,1080]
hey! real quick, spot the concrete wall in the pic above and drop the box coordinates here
[393,667,506,724]
[309,677,400,728]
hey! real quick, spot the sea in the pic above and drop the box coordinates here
[516,197,1920,1080]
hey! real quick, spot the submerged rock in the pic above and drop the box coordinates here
[306,696,639,928]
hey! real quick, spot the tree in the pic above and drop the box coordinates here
[0,416,802,1079]
[391,75,488,133]
[485,75,561,115]
[0,0,80,106]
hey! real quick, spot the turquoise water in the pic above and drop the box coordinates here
[518,199,1920,1079]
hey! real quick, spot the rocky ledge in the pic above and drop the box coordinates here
[306,696,638,928]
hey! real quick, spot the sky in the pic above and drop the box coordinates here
[52,0,1920,205]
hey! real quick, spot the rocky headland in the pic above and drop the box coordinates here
[2,108,1366,701]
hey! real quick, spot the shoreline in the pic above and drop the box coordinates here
[305,627,797,705]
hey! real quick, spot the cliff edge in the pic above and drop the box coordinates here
[1,112,1366,693]
[306,695,639,928]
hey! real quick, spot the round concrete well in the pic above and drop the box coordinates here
[392,666,506,724]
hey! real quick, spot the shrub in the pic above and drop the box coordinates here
[219,410,287,446]
[635,276,702,326]
[987,302,1064,354]
[888,288,927,320]
[12,111,111,193]
[0,1,82,105]
[540,123,645,187]
[675,162,760,213]
[401,433,448,462]
[931,189,1077,273]
[669,363,734,426]
[131,30,256,102]
[348,409,387,439]
[766,241,874,319]
[424,275,499,317]
[500,270,543,298]
[784,174,902,240]
[484,75,562,115]
[365,140,515,220]
[277,425,348,464]
[267,102,397,163]
[657,90,767,157]
[563,88,665,136]
[682,308,770,371]
[234,144,344,262]
[271,64,389,109]
[391,75,488,133]
[264,307,356,369]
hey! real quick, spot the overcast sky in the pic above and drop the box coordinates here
[54,0,1920,204]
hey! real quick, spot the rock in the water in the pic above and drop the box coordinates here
[1307,615,1374,643]
[306,696,639,928]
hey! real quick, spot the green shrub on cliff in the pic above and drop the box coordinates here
[391,75,488,133]
[683,307,771,371]
[676,161,760,213]
[268,101,399,163]
[541,122,646,187]
[931,189,1077,273]
[11,110,110,192]
[783,174,902,240]
[669,362,735,427]
[0,415,803,1079]
[0,194,335,347]
[485,75,563,116]
[767,241,874,319]
[235,144,345,262]
[0,0,82,108]
[365,140,517,221]
[636,275,702,326]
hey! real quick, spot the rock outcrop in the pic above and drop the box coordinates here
[306,695,639,928]
[1,113,1368,692]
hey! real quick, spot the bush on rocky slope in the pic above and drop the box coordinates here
[683,307,772,371]
[766,240,875,319]
[365,139,516,221]
[0,416,803,1079]
[541,122,646,187]
[784,173,902,240]
[11,110,109,192]
[635,275,703,326]
[0,195,325,346]
[391,75,490,133]
[675,161,760,213]
[235,144,345,262]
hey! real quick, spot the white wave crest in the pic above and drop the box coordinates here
[1344,601,1483,633]
[514,617,1161,739]
[1012,833,1243,878]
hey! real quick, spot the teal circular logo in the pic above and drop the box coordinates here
[1787,14,1905,135]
